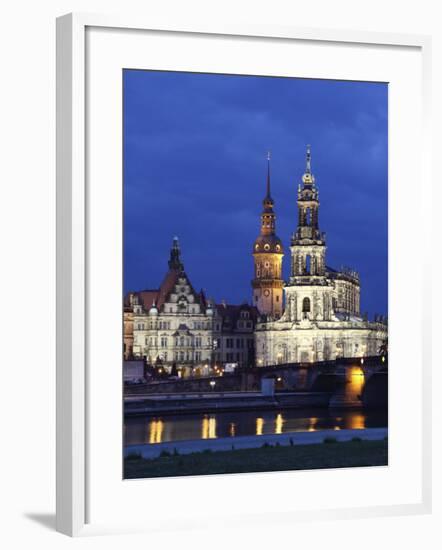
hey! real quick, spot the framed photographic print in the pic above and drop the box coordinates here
[56,13,432,536]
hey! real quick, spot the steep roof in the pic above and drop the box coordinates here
[137,290,159,311]
[124,268,208,313]
[156,269,181,309]
[215,303,259,326]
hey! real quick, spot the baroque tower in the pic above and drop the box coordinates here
[252,153,284,318]
[284,145,334,327]
[290,145,326,284]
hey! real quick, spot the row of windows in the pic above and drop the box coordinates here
[236,320,253,329]
[145,336,210,348]
[143,337,253,350]
[150,351,202,362]
[224,338,254,350]
[136,321,218,331]
[137,321,172,331]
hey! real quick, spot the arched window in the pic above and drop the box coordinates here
[306,208,311,226]
[305,255,311,274]
[302,297,311,316]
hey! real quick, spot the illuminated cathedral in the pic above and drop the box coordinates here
[253,147,387,365]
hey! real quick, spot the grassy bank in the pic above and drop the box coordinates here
[124,438,388,479]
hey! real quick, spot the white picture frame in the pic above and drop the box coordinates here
[56,12,432,537]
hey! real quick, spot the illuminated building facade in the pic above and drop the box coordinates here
[255,147,387,365]
[126,237,216,374]
[123,307,134,359]
[125,237,259,372]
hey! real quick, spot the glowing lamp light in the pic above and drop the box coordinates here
[360,357,364,365]
[382,356,386,363]
[210,380,216,389]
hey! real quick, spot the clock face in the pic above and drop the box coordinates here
[264,289,270,297]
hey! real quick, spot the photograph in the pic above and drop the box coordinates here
[122,69,388,479]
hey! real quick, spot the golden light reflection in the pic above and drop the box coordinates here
[346,366,365,401]
[348,413,365,430]
[256,417,264,435]
[308,417,318,432]
[149,419,164,444]
[275,413,284,434]
[229,423,236,437]
[202,416,217,439]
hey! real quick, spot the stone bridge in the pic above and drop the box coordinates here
[125,355,387,408]
[238,355,387,408]
[240,355,386,386]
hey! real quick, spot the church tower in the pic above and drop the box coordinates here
[290,145,326,283]
[252,153,284,318]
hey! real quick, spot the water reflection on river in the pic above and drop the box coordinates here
[124,408,387,446]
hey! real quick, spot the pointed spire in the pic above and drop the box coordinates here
[168,236,184,271]
[302,144,315,185]
[265,151,272,199]
[306,144,312,173]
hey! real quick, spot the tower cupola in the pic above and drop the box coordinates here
[290,145,326,281]
[251,152,284,318]
[168,236,184,271]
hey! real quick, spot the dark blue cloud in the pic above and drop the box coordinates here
[124,70,388,317]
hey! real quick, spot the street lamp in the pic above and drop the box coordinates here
[210,380,216,391]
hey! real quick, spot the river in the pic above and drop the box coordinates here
[124,408,388,445]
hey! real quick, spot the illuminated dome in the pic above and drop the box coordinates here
[253,234,283,254]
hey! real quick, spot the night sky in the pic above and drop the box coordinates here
[123,70,388,318]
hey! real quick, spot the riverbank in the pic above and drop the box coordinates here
[124,437,388,478]
[124,426,388,458]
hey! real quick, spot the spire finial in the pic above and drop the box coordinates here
[306,144,311,173]
[302,144,315,185]
[266,151,271,198]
